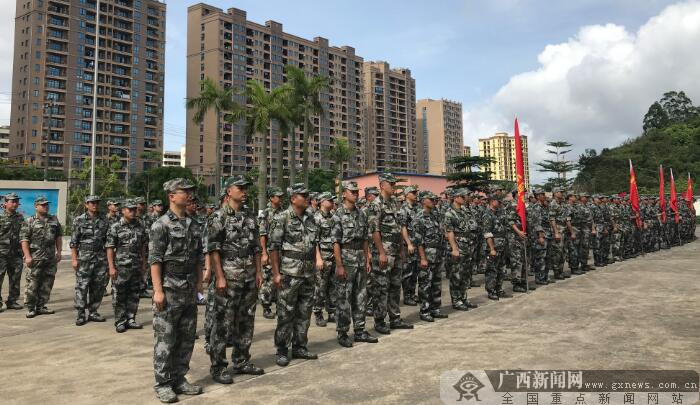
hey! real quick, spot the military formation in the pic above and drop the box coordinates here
[0,175,696,403]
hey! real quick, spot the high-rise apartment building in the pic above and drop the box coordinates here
[186,4,364,190]
[0,126,10,159]
[9,0,166,179]
[362,61,417,173]
[463,145,471,157]
[478,132,530,188]
[416,98,462,175]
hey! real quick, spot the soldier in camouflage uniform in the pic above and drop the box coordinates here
[0,193,24,311]
[366,173,414,334]
[609,195,624,261]
[362,186,379,317]
[70,195,110,325]
[106,199,148,332]
[106,199,121,227]
[482,193,509,300]
[564,192,581,275]
[186,195,207,308]
[135,196,152,299]
[207,176,264,385]
[399,186,420,306]
[202,190,228,352]
[547,188,568,280]
[576,193,594,270]
[532,189,550,284]
[150,200,164,224]
[313,192,337,327]
[21,196,63,318]
[331,181,378,347]
[269,183,323,367]
[441,189,455,283]
[620,197,635,258]
[505,190,531,292]
[443,188,479,310]
[591,195,609,266]
[150,179,204,403]
[258,186,284,319]
[413,191,448,322]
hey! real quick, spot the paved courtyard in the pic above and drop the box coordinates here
[1,240,698,404]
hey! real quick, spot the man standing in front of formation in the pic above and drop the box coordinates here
[0,193,24,312]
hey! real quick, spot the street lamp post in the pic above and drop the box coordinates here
[89,0,101,194]
[43,99,56,181]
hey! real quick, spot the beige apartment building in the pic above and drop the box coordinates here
[362,61,417,173]
[479,132,530,188]
[9,0,166,179]
[416,98,463,175]
[463,145,471,157]
[186,4,364,190]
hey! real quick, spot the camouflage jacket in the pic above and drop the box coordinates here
[366,194,404,255]
[332,204,369,250]
[269,206,319,278]
[20,214,63,264]
[443,203,479,249]
[610,204,624,229]
[0,210,23,256]
[482,206,507,249]
[534,202,552,237]
[548,199,569,228]
[399,201,421,242]
[206,204,260,282]
[70,212,109,258]
[106,212,121,227]
[591,203,607,230]
[257,203,283,248]
[573,202,593,229]
[413,208,444,261]
[315,209,336,258]
[148,210,203,275]
[105,217,148,271]
[525,202,544,238]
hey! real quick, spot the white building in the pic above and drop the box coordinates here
[0,126,9,159]
[163,147,185,168]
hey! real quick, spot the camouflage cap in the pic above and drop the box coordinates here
[150,199,163,206]
[34,196,49,205]
[106,199,120,205]
[580,192,590,198]
[533,188,546,195]
[453,188,470,197]
[133,196,146,204]
[206,203,217,209]
[418,190,437,201]
[552,187,564,193]
[309,192,319,200]
[358,197,366,205]
[267,186,284,198]
[122,199,137,209]
[3,192,20,201]
[611,194,621,200]
[565,190,576,198]
[318,192,335,202]
[163,178,195,194]
[364,186,379,196]
[341,180,359,191]
[487,192,502,201]
[224,175,252,189]
[84,195,101,203]
[378,172,398,183]
[288,183,309,197]
[403,185,418,195]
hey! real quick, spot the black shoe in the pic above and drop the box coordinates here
[314,312,327,327]
[498,290,512,298]
[389,319,414,329]
[327,312,336,323]
[76,314,87,326]
[452,302,469,311]
[374,322,391,335]
[535,280,548,285]
[116,323,127,333]
[88,312,106,322]
[196,296,206,306]
[292,348,318,360]
[572,270,584,275]
[337,333,353,348]
[419,313,434,322]
[555,275,565,280]
[127,319,143,329]
[403,297,417,306]
[353,330,378,343]
[6,302,23,310]
[465,301,478,309]
[211,367,233,384]
[37,306,55,315]
[173,379,202,395]
[512,285,527,293]
[365,307,374,317]
[431,311,448,319]
[262,307,275,319]
[487,292,500,300]
[276,352,290,367]
[232,363,265,375]
[528,284,537,290]
[154,385,178,403]
[547,279,556,284]
[563,273,571,278]
[26,309,37,318]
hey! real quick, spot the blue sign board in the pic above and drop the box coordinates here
[0,188,60,217]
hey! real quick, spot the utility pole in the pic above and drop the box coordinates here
[89,0,101,194]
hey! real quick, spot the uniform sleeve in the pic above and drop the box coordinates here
[548,204,556,222]
[483,211,495,239]
[205,213,225,253]
[56,218,63,238]
[258,210,269,237]
[105,223,118,248]
[443,211,455,233]
[20,218,31,243]
[331,213,343,244]
[250,216,261,255]
[366,201,380,233]
[148,221,167,265]
[69,216,80,248]
[413,216,425,247]
[268,213,284,252]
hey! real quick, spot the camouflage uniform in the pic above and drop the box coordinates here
[621,201,635,258]
[610,199,624,260]
[412,197,444,316]
[258,202,282,312]
[575,198,594,269]
[531,198,549,283]
[591,199,609,266]
[504,199,528,288]
[269,203,319,353]
[0,197,24,308]
[443,198,478,307]
[313,204,337,318]
[362,187,379,314]
[399,193,420,303]
[482,201,507,296]
[21,206,63,312]
[106,212,148,327]
[150,180,204,392]
[332,199,370,335]
[565,199,580,272]
[547,196,567,279]
[70,202,109,316]
[207,200,261,373]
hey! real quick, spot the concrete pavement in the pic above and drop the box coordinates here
[0,240,698,404]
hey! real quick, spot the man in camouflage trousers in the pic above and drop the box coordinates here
[413,191,448,322]
[106,199,148,333]
[547,188,569,280]
[362,186,379,317]
[576,193,594,271]
[0,193,24,311]
[400,186,420,306]
[610,195,625,261]
[207,176,264,385]
[313,192,337,327]
[532,189,550,285]
[258,186,284,320]
[505,190,531,292]
[482,193,510,300]
[366,173,414,334]
[591,195,609,266]
[444,188,479,310]
[21,196,63,318]
[269,183,323,367]
[70,195,110,325]
[150,179,203,403]
[564,192,582,275]
[331,181,378,347]
[135,196,152,299]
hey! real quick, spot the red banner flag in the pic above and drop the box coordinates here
[514,117,527,233]
[670,168,679,223]
[686,173,693,203]
[659,165,666,223]
[629,160,642,228]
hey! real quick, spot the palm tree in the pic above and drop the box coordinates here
[237,80,291,209]
[284,65,330,187]
[271,90,299,188]
[186,77,243,197]
[324,137,353,199]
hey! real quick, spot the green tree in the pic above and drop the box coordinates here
[323,137,353,198]
[659,91,698,123]
[285,65,330,187]
[307,168,336,193]
[643,102,669,134]
[536,141,576,189]
[128,165,207,205]
[445,155,495,191]
[186,77,244,197]
[67,156,124,231]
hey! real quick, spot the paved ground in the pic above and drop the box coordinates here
[1,240,698,405]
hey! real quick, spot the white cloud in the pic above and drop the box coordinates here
[463,1,700,184]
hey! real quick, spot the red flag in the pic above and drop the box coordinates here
[670,168,679,223]
[629,160,642,228]
[659,165,666,223]
[686,173,693,203]
[514,117,527,233]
